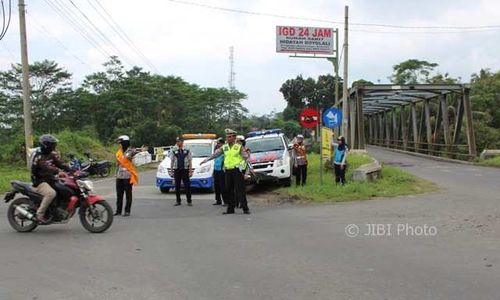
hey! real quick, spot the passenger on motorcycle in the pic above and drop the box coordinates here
[31,134,72,223]
[68,153,82,171]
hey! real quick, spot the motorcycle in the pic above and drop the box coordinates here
[3,172,113,233]
[81,153,112,177]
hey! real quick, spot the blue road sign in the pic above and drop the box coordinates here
[322,108,342,128]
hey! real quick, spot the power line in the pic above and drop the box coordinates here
[87,0,159,73]
[26,11,93,71]
[65,0,139,67]
[350,28,500,34]
[166,0,500,33]
[43,0,112,59]
[0,0,12,40]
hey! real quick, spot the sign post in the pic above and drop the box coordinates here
[319,109,323,185]
[279,25,340,187]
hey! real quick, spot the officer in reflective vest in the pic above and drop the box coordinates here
[201,129,251,215]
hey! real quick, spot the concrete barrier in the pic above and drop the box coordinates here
[133,151,152,166]
[353,159,382,182]
[480,149,500,160]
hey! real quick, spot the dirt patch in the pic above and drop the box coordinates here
[249,190,312,206]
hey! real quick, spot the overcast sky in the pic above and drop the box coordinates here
[1,0,499,115]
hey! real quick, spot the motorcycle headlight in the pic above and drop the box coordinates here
[77,180,94,191]
[198,165,211,174]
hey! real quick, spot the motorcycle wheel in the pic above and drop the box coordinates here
[7,197,38,232]
[99,167,111,177]
[79,201,113,233]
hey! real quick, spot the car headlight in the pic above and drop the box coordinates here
[158,166,168,174]
[77,180,94,191]
[275,159,285,167]
[197,165,211,174]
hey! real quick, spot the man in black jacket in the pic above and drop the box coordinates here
[169,137,193,206]
[31,134,71,223]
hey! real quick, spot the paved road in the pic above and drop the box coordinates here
[1,148,499,300]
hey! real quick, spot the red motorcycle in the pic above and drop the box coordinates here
[4,172,113,233]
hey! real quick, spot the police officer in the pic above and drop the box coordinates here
[170,137,193,206]
[236,135,251,209]
[115,135,140,216]
[201,129,250,215]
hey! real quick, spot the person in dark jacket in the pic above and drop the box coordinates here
[31,134,72,223]
[333,136,349,185]
[169,137,193,206]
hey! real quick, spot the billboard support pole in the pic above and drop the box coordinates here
[319,108,323,186]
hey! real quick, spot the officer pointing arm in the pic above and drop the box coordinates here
[201,129,247,165]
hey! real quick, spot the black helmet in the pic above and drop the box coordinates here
[68,153,75,159]
[39,134,58,154]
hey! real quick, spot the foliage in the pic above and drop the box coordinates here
[0,164,31,194]
[0,129,113,193]
[390,59,439,84]
[477,156,500,167]
[351,79,374,87]
[55,129,115,161]
[470,69,500,129]
[0,57,249,164]
[279,74,343,122]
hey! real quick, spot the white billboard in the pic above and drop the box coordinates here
[276,26,334,55]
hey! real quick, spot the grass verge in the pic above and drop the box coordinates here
[0,164,31,194]
[278,153,438,203]
[477,156,500,167]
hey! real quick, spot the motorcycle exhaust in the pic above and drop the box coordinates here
[14,205,35,220]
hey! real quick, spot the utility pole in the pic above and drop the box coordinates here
[228,46,235,91]
[19,0,33,165]
[342,5,349,143]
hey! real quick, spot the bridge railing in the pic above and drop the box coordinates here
[367,138,475,160]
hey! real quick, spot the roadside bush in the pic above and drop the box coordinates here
[55,130,114,161]
[310,142,320,154]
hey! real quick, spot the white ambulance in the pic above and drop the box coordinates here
[156,134,217,193]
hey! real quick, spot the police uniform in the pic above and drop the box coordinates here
[170,138,193,205]
[203,129,250,214]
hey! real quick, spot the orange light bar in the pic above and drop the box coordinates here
[181,133,217,140]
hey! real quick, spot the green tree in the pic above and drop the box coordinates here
[390,59,439,84]
[279,74,343,122]
[352,79,374,87]
[0,60,73,133]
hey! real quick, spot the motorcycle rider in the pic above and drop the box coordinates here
[31,134,72,223]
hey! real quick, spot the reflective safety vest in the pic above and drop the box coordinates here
[222,143,243,169]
